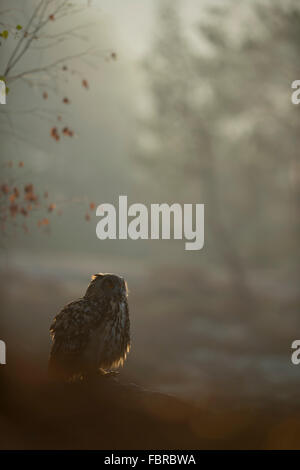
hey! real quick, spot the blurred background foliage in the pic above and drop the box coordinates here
[0,0,300,449]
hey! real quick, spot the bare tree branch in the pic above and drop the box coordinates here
[8,47,94,82]
[4,0,69,78]
[4,0,45,76]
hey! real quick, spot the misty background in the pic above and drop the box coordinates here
[1,0,300,428]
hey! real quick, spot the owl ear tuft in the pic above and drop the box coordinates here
[91,273,103,281]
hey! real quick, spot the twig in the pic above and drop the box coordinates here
[8,48,94,82]
[4,0,69,77]
[4,0,45,76]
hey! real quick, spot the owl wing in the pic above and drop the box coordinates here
[48,298,100,380]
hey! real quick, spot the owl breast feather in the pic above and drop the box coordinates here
[49,296,130,377]
[83,298,130,369]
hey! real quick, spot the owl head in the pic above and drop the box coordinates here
[84,273,128,301]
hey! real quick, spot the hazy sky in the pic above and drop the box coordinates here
[98,0,155,58]
[95,0,215,59]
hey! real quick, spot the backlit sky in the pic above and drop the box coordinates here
[95,0,217,59]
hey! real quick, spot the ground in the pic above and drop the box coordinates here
[0,251,299,448]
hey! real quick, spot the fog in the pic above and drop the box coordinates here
[1,0,300,449]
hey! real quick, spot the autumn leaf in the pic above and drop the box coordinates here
[18,161,24,167]
[82,79,89,89]
[38,218,49,227]
[1,184,9,194]
[20,208,28,216]
[24,184,38,202]
[111,52,117,60]
[50,127,60,141]
[16,25,23,30]
[24,183,33,194]
[49,14,55,21]
[13,187,20,198]
[48,203,56,212]
[43,91,48,99]
[9,203,18,217]
[25,193,38,202]
[62,97,70,104]
[62,126,74,137]
[85,213,90,221]
[89,202,95,210]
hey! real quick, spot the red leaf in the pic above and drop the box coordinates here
[48,203,56,212]
[9,203,18,217]
[24,184,38,202]
[38,218,49,227]
[50,127,60,141]
[20,208,28,216]
[1,184,9,195]
[24,184,33,193]
[62,127,74,137]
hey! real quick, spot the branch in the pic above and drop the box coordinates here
[4,0,69,78]
[3,0,45,76]
[8,48,94,82]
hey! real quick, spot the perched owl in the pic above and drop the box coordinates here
[48,273,130,381]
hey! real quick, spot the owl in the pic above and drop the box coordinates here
[48,273,130,381]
